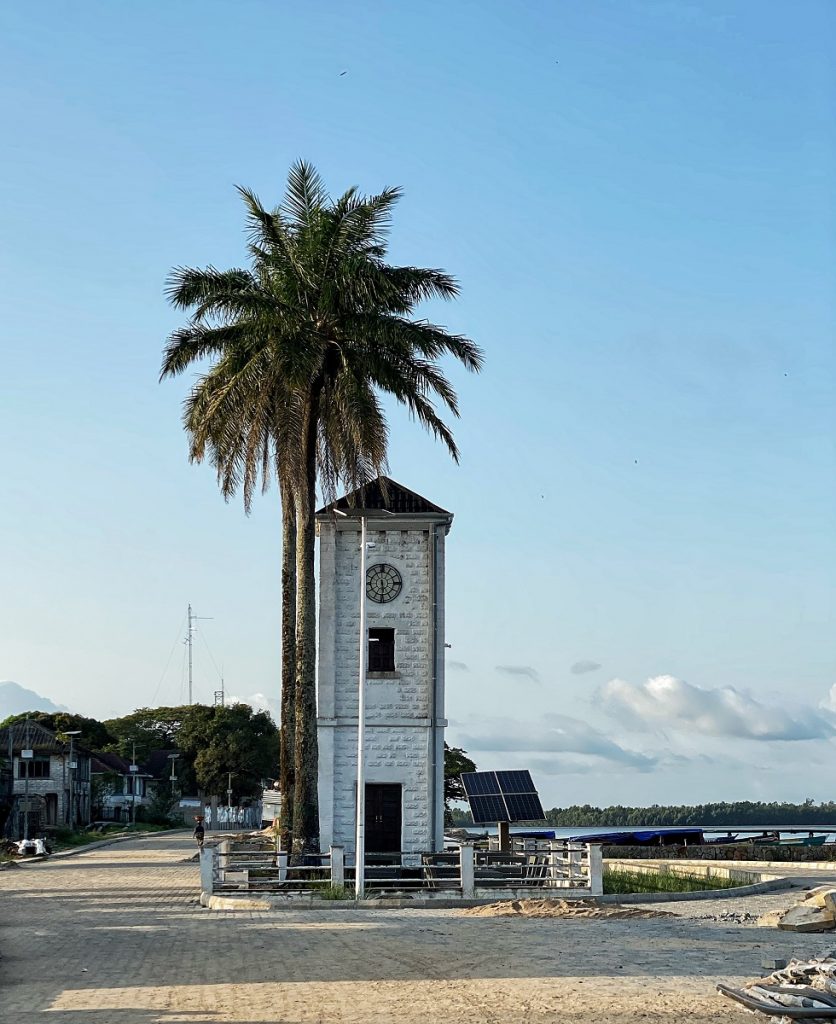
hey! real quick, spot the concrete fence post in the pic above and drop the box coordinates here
[548,848,562,888]
[218,839,230,883]
[200,845,216,895]
[587,844,603,896]
[568,844,582,886]
[277,850,288,883]
[460,843,475,898]
[330,845,345,887]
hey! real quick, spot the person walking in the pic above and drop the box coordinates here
[193,818,205,853]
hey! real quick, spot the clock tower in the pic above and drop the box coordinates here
[315,477,451,858]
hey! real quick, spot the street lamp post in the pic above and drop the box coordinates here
[21,718,33,841]
[130,742,138,827]
[64,730,82,831]
[355,514,368,898]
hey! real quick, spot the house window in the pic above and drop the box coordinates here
[17,757,50,779]
[368,628,395,672]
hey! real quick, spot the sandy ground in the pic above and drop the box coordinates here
[3,833,836,1023]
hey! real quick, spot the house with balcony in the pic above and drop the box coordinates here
[91,749,176,822]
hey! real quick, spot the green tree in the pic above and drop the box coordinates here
[103,706,190,763]
[0,711,114,751]
[444,743,477,806]
[162,162,482,854]
[176,703,278,800]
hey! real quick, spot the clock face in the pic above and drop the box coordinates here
[366,563,403,604]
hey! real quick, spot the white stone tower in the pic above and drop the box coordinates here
[316,477,451,857]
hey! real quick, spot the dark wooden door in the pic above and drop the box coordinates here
[365,783,402,854]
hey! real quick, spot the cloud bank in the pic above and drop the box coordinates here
[571,660,602,676]
[458,713,657,771]
[495,665,540,682]
[599,675,834,742]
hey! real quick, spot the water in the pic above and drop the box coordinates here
[461,824,836,843]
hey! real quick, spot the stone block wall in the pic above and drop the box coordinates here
[317,518,446,856]
[602,844,836,862]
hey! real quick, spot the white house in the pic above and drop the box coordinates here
[316,477,450,858]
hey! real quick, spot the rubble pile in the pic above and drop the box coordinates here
[758,886,836,933]
[719,956,836,1019]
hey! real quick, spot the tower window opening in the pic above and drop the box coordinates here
[368,628,395,672]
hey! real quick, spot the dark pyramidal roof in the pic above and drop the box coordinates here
[316,476,450,517]
[0,720,77,755]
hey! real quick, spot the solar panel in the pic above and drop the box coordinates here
[504,792,545,822]
[460,770,545,824]
[461,772,498,796]
[495,770,537,794]
[468,794,508,823]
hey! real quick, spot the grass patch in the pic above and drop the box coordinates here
[603,867,739,894]
[318,884,352,901]
[50,823,168,851]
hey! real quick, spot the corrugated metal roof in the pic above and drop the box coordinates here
[0,720,67,754]
[316,476,451,517]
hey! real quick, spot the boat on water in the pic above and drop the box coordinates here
[566,827,705,846]
[445,825,833,848]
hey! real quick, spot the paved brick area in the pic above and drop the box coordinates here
[2,833,835,1023]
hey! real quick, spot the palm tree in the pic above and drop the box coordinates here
[162,161,482,855]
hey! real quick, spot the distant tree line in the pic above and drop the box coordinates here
[448,799,836,828]
[545,800,836,827]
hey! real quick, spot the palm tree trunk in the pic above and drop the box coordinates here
[278,475,296,852]
[292,392,321,857]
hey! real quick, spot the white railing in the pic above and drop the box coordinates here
[201,838,602,899]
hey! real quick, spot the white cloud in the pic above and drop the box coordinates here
[599,675,834,742]
[227,692,279,723]
[458,713,657,771]
[821,685,836,715]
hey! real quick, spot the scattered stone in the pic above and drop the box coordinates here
[700,911,758,924]
[778,904,836,933]
[761,957,789,971]
[757,911,786,928]
[802,886,836,909]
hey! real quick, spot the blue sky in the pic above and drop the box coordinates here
[1,1,834,806]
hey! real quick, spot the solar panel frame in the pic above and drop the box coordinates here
[461,770,546,823]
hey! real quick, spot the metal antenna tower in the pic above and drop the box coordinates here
[186,604,212,705]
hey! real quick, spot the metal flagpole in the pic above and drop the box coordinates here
[355,514,368,898]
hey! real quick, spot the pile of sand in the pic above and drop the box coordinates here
[460,899,673,920]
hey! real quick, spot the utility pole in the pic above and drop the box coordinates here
[226,772,233,807]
